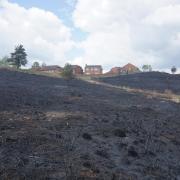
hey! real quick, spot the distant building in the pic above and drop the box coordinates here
[121,63,140,74]
[36,65,63,73]
[106,63,140,75]
[107,67,122,75]
[71,65,83,75]
[85,65,103,75]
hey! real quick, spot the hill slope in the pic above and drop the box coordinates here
[0,69,180,179]
[97,72,180,94]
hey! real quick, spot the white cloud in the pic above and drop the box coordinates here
[70,56,84,66]
[0,0,74,66]
[1,0,180,72]
[143,5,180,26]
[73,0,180,71]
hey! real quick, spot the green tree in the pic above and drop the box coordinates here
[142,65,152,72]
[8,45,27,69]
[148,65,152,72]
[61,63,74,79]
[42,62,46,67]
[171,66,177,74]
[0,56,10,67]
[32,61,40,69]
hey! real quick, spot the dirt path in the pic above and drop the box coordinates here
[84,79,180,103]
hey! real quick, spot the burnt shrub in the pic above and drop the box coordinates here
[113,129,127,138]
[83,162,100,174]
[95,150,109,159]
[82,133,92,140]
[128,146,138,158]
[93,168,100,174]
[5,137,18,143]
[83,161,92,169]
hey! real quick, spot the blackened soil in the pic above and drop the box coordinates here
[0,69,180,180]
[97,72,180,94]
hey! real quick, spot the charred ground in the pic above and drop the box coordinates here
[97,72,180,94]
[0,69,180,180]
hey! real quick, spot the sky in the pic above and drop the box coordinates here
[0,0,180,72]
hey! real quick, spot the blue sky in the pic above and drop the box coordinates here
[10,0,72,23]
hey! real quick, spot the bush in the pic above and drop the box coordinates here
[95,150,109,159]
[171,66,177,74]
[128,146,139,158]
[32,62,40,69]
[61,63,74,79]
[113,129,127,138]
[82,133,92,140]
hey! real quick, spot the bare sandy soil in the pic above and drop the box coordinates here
[0,69,180,180]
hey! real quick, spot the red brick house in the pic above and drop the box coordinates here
[107,67,122,75]
[85,65,103,75]
[71,65,83,75]
[106,63,140,75]
[121,63,140,74]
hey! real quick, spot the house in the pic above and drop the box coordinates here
[71,65,83,75]
[107,67,122,75]
[106,63,140,75]
[36,65,63,73]
[85,65,103,75]
[121,63,140,74]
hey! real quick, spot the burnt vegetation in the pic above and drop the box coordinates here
[0,69,180,179]
[97,71,180,94]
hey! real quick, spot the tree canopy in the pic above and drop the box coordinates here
[61,63,74,79]
[171,66,177,74]
[8,45,27,69]
[142,65,152,72]
[0,56,10,67]
[42,62,46,67]
[32,62,40,69]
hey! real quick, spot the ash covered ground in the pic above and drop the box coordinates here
[97,72,180,94]
[0,69,180,180]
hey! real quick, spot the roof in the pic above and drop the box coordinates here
[39,65,62,71]
[105,67,122,75]
[122,63,139,70]
[85,65,102,69]
[111,67,122,70]
[71,65,83,69]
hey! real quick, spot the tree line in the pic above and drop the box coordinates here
[142,64,177,74]
[0,44,178,75]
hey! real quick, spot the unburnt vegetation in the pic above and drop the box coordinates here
[0,69,180,179]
